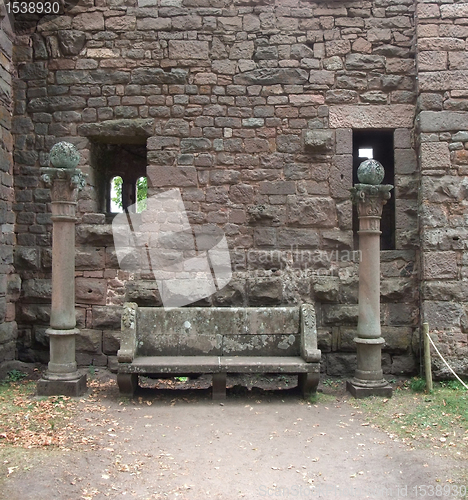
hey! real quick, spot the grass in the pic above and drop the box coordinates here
[350,378,468,482]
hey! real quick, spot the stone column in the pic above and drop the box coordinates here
[37,142,87,396]
[346,160,393,399]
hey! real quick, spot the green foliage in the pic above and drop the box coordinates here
[136,176,147,213]
[111,176,123,209]
[439,379,467,391]
[409,377,427,393]
[2,370,27,384]
[111,176,147,212]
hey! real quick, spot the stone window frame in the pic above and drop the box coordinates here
[329,104,417,252]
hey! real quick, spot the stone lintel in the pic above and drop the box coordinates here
[329,105,415,129]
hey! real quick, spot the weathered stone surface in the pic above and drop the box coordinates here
[287,197,337,227]
[76,278,107,305]
[304,130,334,151]
[423,301,464,330]
[329,105,415,128]
[92,306,122,329]
[103,330,121,355]
[78,119,154,141]
[234,68,309,85]
[423,252,458,280]
[18,62,48,80]
[27,96,86,113]
[169,40,209,60]
[248,278,283,306]
[322,305,359,324]
[22,279,51,301]
[418,111,468,132]
[76,329,102,353]
[57,30,86,56]
[131,68,187,85]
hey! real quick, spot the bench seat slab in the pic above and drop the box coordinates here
[119,356,319,374]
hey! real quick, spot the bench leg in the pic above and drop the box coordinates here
[212,373,226,400]
[117,373,138,397]
[298,372,319,399]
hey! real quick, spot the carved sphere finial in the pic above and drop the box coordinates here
[357,159,385,185]
[49,142,80,169]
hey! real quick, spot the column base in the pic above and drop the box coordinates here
[37,373,87,397]
[346,379,393,399]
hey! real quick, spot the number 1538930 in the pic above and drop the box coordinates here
[6,1,62,14]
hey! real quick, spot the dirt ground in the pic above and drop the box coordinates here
[1,370,466,500]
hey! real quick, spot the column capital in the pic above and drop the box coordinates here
[41,142,85,203]
[351,184,393,219]
[41,167,86,203]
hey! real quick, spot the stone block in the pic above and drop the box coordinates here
[322,304,359,325]
[419,70,468,92]
[390,355,417,376]
[394,149,417,175]
[330,155,353,199]
[57,30,86,56]
[73,12,105,31]
[149,166,197,188]
[345,54,385,70]
[313,278,339,302]
[125,282,162,307]
[14,246,40,270]
[91,306,122,329]
[103,330,121,355]
[422,176,468,203]
[380,278,414,302]
[75,247,105,270]
[254,228,277,247]
[76,278,107,305]
[248,278,283,306]
[23,279,51,301]
[326,353,356,377]
[277,228,319,249]
[76,329,103,353]
[329,105,414,129]
[234,68,309,86]
[169,40,209,60]
[131,68,187,85]
[304,130,334,151]
[18,62,48,80]
[287,197,337,227]
[76,225,114,246]
[381,326,413,352]
[423,251,458,280]
[277,135,302,153]
[418,111,468,132]
[0,321,17,345]
[335,128,352,155]
[419,141,451,170]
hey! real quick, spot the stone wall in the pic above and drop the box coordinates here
[0,7,19,363]
[12,0,421,375]
[416,0,468,378]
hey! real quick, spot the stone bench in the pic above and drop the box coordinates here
[116,303,321,399]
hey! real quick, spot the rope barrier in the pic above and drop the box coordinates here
[425,330,468,390]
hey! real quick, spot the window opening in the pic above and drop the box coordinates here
[90,142,147,217]
[136,176,148,213]
[352,130,395,250]
[110,176,124,213]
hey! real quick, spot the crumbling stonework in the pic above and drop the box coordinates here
[0,6,19,363]
[1,0,466,378]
